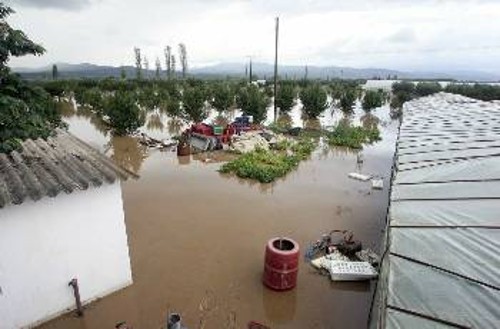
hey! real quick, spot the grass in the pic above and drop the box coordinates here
[327,124,381,149]
[219,138,315,183]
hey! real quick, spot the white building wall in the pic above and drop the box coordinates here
[0,182,132,329]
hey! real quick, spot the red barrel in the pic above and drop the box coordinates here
[263,237,300,291]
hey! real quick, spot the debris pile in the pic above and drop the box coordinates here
[137,133,177,149]
[305,230,379,281]
[230,131,270,153]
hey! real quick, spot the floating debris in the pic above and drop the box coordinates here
[137,132,177,149]
[355,248,380,267]
[328,261,378,281]
[348,172,372,181]
[306,230,379,282]
[371,178,384,190]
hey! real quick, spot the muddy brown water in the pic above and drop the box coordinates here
[38,103,398,329]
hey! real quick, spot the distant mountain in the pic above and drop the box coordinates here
[12,62,500,82]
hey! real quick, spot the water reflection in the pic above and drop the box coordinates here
[107,136,148,174]
[217,173,277,194]
[360,113,380,130]
[146,113,164,132]
[57,101,76,118]
[277,113,293,129]
[338,114,353,127]
[167,117,184,136]
[303,117,321,130]
[192,151,236,164]
[329,281,370,292]
[177,155,191,165]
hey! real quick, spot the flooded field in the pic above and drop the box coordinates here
[38,102,398,329]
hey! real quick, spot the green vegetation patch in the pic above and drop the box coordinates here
[219,139,315,183]
[327,124,381,149]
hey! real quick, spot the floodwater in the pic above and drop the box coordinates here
[38,101,398,329]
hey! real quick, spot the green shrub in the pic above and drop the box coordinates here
[362,90,384,112]
[219,138,314,183]
[327,123,380,149]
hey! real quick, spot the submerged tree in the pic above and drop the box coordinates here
[362,90,384,112]
[182,85,208,122]
[210,82,233,114]
[178,43,188,79]
[339,88,357,114]
[275,82,296,114]
[0,3,61,152]
[105,90,145,135]
[134,47,142,79]
[236,84,268,123]
[300,84,328,118]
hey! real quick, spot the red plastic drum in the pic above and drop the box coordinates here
[262,237,300,291]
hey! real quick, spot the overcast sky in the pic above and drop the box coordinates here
[5,0,500,73]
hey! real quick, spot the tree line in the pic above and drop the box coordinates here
[133,43,188,80]
[40,77,384,135]
[390,81,500,110]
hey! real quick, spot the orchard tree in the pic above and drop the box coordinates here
[300,84,328,118]
[275,82,296,113]
[183,85,208,122]
[210,82,233,114]
[362,90,384,112]
[236,84,268,123]
[105,90,145,135]
[415,82,442,97]
[339,88,357,113]
[0,3,61,152]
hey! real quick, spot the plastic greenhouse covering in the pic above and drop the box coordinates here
[370,93,500,329]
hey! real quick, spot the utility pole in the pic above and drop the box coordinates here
[273,16,279,123]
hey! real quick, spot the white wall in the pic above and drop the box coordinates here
[0,182,132,329]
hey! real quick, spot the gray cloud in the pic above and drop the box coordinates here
[13,0,92,10]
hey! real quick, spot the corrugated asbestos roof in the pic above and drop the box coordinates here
[0,129,135,208]
[370,93,500,329]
